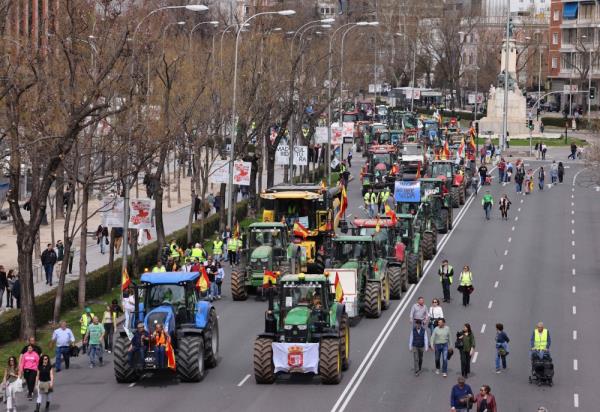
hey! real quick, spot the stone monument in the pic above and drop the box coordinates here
[479,39,530,136]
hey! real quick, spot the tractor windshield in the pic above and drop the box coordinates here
[371,153,391,171]
[282,282,323,308]
[431,163,453,179]
[397,202,419,215]
[147,285,186,309]
[249,229,283,248]
[334,241,369,262]
[400,145,422,155]
[398,219,411,238]
[403,114,417,129]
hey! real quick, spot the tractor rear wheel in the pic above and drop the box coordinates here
[422,232,435,260]
[451,188,460,208]
[382,273,391,310]
[253,337,275,384]
[340,313,350,371]
[407,253,420,284]
[114,336,139,383]
[439,209,449,233]
[401,264,409,292]
[204,308,219,368]
[230,270,248,301]
[364,282,382,318]
[459,185,466,204]
[448,208,454,230]
[177,336,206,382]
[388,267,402,299]
[319,339,342,384]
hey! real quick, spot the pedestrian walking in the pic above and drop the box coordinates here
[497,158,506,183]
[41,244,58,286]
[408,319,429,376]
[102,304,116,353]
[568,143,577,160]
[450,376,474,412]
[550,161,558,184]
[409,296,429,325]
[96,225,109,254]
[51,321,75,372]
[538,167,545,190]
[458,266,474,307]
[20,336,42,358]
[84,316,104,368]
[477,164,488,187]
[498,194,511,220]
[530,322,551,359]
[541,143,547,160]
[456,323,476,378]
[19,344,39,400]
[540,121,545,134]
[6,269,15,308]
[428,299,444,335]
[430,318,450,377]
[212,238,223,262]
[479,146,486,165]
[2,356,21,412]
[506,161,513,183]
[11,275,20,308]
[192,190,201,222]
[35,354,54,412]
[438,260,454,302]
[515,166,524,193]
[123,289,135,330]
[0,265,7,308]
[495,323,510,373]
[481,190,493,220]
[347,149,353,168]
[206,257,218,301]
[79,307,94,354]
[558,162,565,183]
[474,385,497,412]
[216,261,225,298]
[524,169,534,194]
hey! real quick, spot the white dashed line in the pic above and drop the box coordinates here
[572,285,576,294]
[572,254,576,260]
[517,207,521,212]
[520,199,524,203]
[488,300,493,309]
[571,219,575,225]
[573,306,577,315]
[572,240,575,247]
[574,359,578,371]
[480,324,486,334]
[571,229,575,235]
[508,237,512,243]
[571,194,574,199]
[237,374,251,387]
[128,383,136,388]
[499,264,503,271]
[572,187,575,192]
[571,202,575,207]
[573,330,578,340]
[572,268,576,276]
[571,210,575,215]
[471,352,478,363]
[574,393,579,408]
[511,226,515,231]
[494,281,499,288]
[514,216,519,221]
[504,250,508,256]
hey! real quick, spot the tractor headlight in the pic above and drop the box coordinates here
[284,325,292,330]
[297,325,307,330]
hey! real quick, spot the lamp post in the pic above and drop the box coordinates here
[188,20,219,50]
[397,31,418,112]
[125,5,207,278]
[162,21,186,54]
[501,5,511,152]
[227,9,296,228]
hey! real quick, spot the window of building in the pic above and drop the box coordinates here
[552,32,558,45]
[562,3,578,20]
[562,28,576,45]
[551,57,558,69]
[553,10,560,21]
[579,4,594,20]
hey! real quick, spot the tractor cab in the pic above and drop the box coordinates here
[430,160,457,181]
[361,144,398,195]
[398,143,426,174]
[419,178,453,234]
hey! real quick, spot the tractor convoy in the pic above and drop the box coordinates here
[114,105,475,387]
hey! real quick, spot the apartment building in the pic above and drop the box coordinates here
[548,0,599,110]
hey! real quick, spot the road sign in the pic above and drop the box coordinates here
[209,159,252,186]
[342,122,354,137]
[343,136,353,144]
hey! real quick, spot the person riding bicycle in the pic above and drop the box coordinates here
[481,191,494,220]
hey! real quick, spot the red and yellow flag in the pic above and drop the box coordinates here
[457,136,465,158]
[196,266,210,292]
[415,161,421,179]
[262,270,277,286]
[375,216,381,233]
[121,267,131,292]
[442,141,450,160]
[334,272,344,303]
[293,221,309,239]
[233,221,241,239]
[385,204,397,225]
[336,185,348,222]
[165,339,176,370]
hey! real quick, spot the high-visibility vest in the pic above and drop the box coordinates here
[213,240,223,254]
[169,243,180,257]
[80,313,94,335]
[228,238,238,251]
[459,271,473,286]
[191,247,203,259]
[439,265,453,283]
[533,329,548,350]
[364,193,371,204]
[370,192,378,204]
[154,331,168,347]
[152,265,166,273]
[380,190,389,203]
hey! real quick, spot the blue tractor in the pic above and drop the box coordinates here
[113,272,219,383]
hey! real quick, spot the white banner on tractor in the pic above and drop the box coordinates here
[272,342,319,374]
[325,268,358,318]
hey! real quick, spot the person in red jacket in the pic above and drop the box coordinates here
[474,385,497,412]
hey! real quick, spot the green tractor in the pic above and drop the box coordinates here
[394,215,425,284]
[253,273,350,384]
[231,222,302,301]
[429,160,468,207]
[326,236,390,319]
[413,202,438,260]
[419,178,454,234]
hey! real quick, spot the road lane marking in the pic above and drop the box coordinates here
[573,330,577,340]
[572,240,575,247]
[494,281,499,288]
[504,250,508,256]
[471,352,478,363]
[571,229,575,235]
[573,306,577,315]
[480,324,486,334]
[488,300,493,309]
[571,202,575,206]
[571,194,574,199]
[520,199,524,203]
[499,264,503,271]
[572,254,576,260]
[508,237,511,243]
[571,210,575,215]
[572,268,576,276]
[237,374,251,387]
[511,226,515,231]
[574,393,579,408]
[128,383,136,388]
[571,219,575,225]
[572,285,576,294]
[330,190,480,412]
[574,359,578,371]
[514,216,518,221]
[573,169,585,186]
[517,207,521,212]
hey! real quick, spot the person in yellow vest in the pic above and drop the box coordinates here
[363,190,371,215]
[191,243,205,263]
[169,239,180,261]
[80,306,95,354]
[379,187,390,213]
[152,260,166,272]
[458,265,473,307]
[227,236,240,266]
[530,322,551,359]
[212,238,223,262]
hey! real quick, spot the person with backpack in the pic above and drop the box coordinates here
[499,194,511,220]
[550,161,558,184]
[558,162,565,183]
[495,323,510,373]
[481,190,493,220]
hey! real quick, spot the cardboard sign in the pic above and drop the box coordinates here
[293,146,308,166]
[275,144,290,165]
[315,127,329,144]
[394,181,421,202]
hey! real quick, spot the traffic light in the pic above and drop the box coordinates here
[475,121,479,135]
[508,17,514,38]
[528,119,534,130]
[590,87,596,100]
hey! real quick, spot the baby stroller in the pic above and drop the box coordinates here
[484,174,493,185]
[529,351,554,386]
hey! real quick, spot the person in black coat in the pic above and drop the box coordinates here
[41,244,58,286]
[12,276,20,308]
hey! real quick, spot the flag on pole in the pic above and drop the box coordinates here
[442,141,450,160]
[336,185,348,223]
[293,221,310,239]
[165,339,177,370]
[375,216,381,233]
[233,221,241,238]
[457,136,465,158]
[415,161,421,179]
[196,266,210,292]
[121,267,131,292]
[385,204,397,225]
[334,272,344,303]
[262,270,277,286]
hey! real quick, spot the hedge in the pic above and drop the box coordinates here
[0,201,249,344]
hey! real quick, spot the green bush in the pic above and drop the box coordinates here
[0,201,248,344]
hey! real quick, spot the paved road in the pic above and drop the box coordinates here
[19,154,598,412]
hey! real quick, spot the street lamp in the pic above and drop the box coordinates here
[219,23,250,67]
[227,10,296,228]
[397,31,418,112]
[162,21,186,53]
[188,20,219,49]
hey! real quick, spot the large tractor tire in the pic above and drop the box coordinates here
[401,264,409,292]
[177,336,206,382]
[364,281,382,318]
[114,336,139,383]
[382,273,391,310]
[230,270,248,301]
[253,337,275,384]
[438,209,450,233]
[407,252,420,284]
[422,231,436,260]
[451,188,460,208]
[319,339,342,384]
[448,208,454,230]
[459,185,466,204]
[204,308,219,368]
[340,313,350,371]
[388,266,402,299]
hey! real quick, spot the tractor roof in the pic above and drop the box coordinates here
[141,272,199,284]
[368,144,396,154]
[353,218,396,228]
[419,177,443,182]
[280,273,327,282]
[249,222,287,229]
[333,235,373,242]
[261,191,322,200]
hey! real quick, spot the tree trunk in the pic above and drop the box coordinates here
[218,183,226,230]
[16,237,36,339]
[176,150,182,204]
[52,240,72,323]
[77,183,89,308]
[55,167,64,219]
[165,153,171,209]
[187,191,196,244]
[48,195,55,245]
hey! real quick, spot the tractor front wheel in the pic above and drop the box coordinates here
[204,308,219,368]
[459,185,466,204]
[407,253,420,284]
[422,232,435,260]
[231,270,248,301]
[388,267,402,299]
[114,336,139,383]
[253,337,275,384]
[364,282,382,318]
[439,209,449,233]
[319,339,342,384]
[382,273,391,310]
[451,188,460,208]
[340,313,350,371]
[177,336,206,382]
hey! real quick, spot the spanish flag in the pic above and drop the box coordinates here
[263,270,277,286]
[233,221,241,239]
[335,185,348,223]
[334,272,344,303]
[196,266,210,292]
[442,141,450,160]
[415,161,421,179]
[385,204,397,225]
[457,136,465,159]
[121,267,131,292]
[293,221,309,239]
[165,339,176,370]
[375,216,381,233]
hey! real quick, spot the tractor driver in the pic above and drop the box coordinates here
[312,292,322,310]
[161,288,173,305]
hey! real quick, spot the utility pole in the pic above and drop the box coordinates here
[501,2,510,152]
